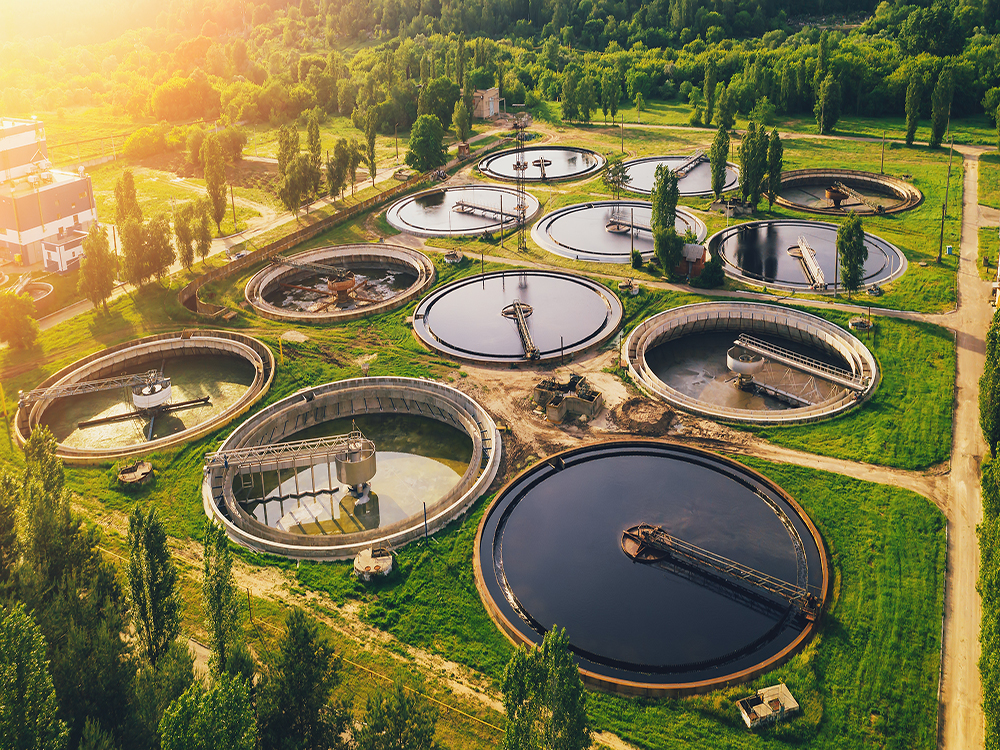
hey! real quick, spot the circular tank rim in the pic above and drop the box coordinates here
[478,145,607,182]
[13,330,275,466]
[625,301,880,424]
[244,244,436,324]
[530,200,708,264]
[203,376,502,560]
[473,438,830,697]
[411,269,624,365]
[775,168,923,215]
[621,155,741,197]
[384,185,541,237]
[708,218,907,292]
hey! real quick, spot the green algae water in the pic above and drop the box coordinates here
[41,355,256,450]
[238,413,473,536]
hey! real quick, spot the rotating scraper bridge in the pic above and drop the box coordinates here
[203,377,502,559]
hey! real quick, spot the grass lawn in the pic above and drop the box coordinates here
[980,227,1000,281]
[981,152,1000,210]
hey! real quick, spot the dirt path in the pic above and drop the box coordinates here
[938,151,991,750]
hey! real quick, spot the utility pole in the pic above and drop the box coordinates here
[880,130,885,174]
[621,116,624,153]
[938,134,954,263]
[395,122,399,165]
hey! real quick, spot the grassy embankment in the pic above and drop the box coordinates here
[980,152,1000,210]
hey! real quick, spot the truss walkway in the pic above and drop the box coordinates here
[19,370,162,409]
[735,334,865,390]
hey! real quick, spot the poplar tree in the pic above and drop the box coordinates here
[453,100,471,142]
[905,74,921,146]
[202,521,241,676]
[651,163,678,234]
[814,73,841,134]
[704,59,717,126]
[930,68,954,148]
[174,203,195,270]
[561,69,580,121]
[578,75,597,123]
[837,211,868,299]
[307,111,323,196]
[126,505,180,671]
[78,223,116,313]
[114,170,143,228]
[160,676,256,750]
[277,125,300,176]
[364,108,378,187]
[195,201,212,264]
[716,84,735,131]
[202,134,227,232]
[709,124,730,200]
[766,128,783,209]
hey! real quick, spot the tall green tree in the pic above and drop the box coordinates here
[603,160,631,202]
[78,224,116,314]
[364,108,378,187]
[146,214,176,281]
[453,100,471,143]
[405,114,446,172]
[348,139,363,195]
[814,73,841,135]
[561,68,580,121]
[77,719,116,750]
[981,309,1000,457]
[634,91,644,122]
[715,85,735,131]
[709,124,730,200]
[114,170,143,228]
[499,627,590,750]
[738,121,768,211]
[159,675,256,750]
[930,68,954,148]
[0,291,38,349]
[328,138,350,198]
[126,506,180,671]
[703,59,717,126]
[456,32,467,90]
[837,211,868,299]
[766,128,783,209]
[258,608,351,750]
[355,684,437,750]
[0,602,68,750]
[195,201,212,264]
[279,154,312,213]
[577,75,597,123]
[202,135,227,232]
[307,111,323,197]
[277,125,300,177]
[905,74,921,146]
[650,163,679,234]
[119,219,148,287]
[202,521,242,677]
[132,641,195,748]
[174,203,195,270]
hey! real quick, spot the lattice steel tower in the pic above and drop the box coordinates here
[512,113,531,254]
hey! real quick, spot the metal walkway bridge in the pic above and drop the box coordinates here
[19,370,163,409]
[607,209,652,234]
[788,235,826,289]
[276,254,351,279]
[622,523,820,619]
[673,149,706,177]
[452,200,524,224]
[205,431,366,473]
[501,299,539,360]
[832,181,885,214]
[735,334,865,390]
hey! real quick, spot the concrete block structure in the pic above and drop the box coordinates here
[737,683,799,729]
[41,227,87,272]
[0,117,97,267]
[471,87,501,119]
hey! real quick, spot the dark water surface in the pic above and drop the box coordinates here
[480,146,602,181]
[480,443,824,684]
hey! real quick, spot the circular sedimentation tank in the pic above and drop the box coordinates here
[14,330,274,465]
[710,219,905,292]
[24,281,53,304]
[245,244,435,324]
[203,377,501,559]
[622,155,740,197]
[478,145,606,182]
[475,440,828,696]
[385,185,540,237]
[531,200,707,264]
[626,301,879,424]
[776,169,922,215]
[412,269,623,364]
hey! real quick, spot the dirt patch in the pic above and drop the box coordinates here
[607,397,675,436]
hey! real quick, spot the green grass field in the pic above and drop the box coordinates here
[982,152,1000,210]
[981,227,1000,281]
